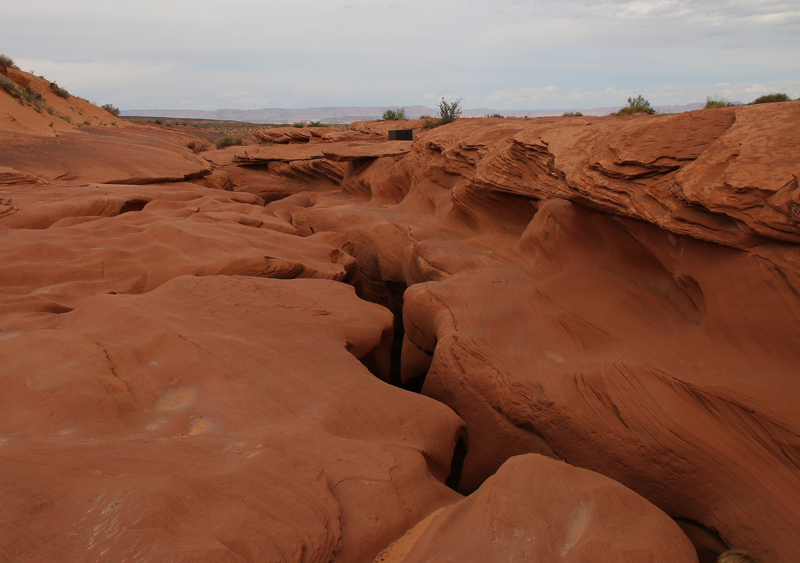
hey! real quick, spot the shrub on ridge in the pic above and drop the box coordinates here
[216,136,243,149]
[751,93,792,104]
[611,95,655,116]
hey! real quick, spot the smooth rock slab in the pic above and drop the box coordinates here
[400,454,698,563]
[0,275,464,563]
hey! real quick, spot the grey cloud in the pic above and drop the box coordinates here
[4,0,798,110]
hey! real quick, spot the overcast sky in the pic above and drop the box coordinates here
[4,0,799,110]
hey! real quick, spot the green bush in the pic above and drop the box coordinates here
[49,82,69,98]
[307,120,327,127]
[0,54,14,68]
[382,107,408,120]
[611,95,655,116]
[485,113,504,118]
[423,98,462,129]
[292,121,305,128]
[216,136,243,149]
[751,93,792,104]
[561,111,584,117]
[154,119,163,125]
[23,85,39,98]
[0,75,20,97]
[438,97,462,124]
[101,103,120,117]
[704,96,734,109]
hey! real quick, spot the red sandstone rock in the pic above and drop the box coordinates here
[0,198,352,334]
[252,126,326,144]
[0,128,211,184]
[0,275,463,562]
[272,107,800,562]
[321,141,413,162]
[0,166,43,186]
[2,86,799,563]
[0,182,264,231]
[400,454,698,563]
[348,119,429,137]
[252,126,378,145]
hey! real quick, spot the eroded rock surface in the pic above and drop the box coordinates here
[0,276,462,562]
[1,77,798,563]
[268,105,800,563]
[399,454,698,563]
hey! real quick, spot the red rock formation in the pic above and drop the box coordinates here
[270,105,800,562]
[1,79,798,563]
[0,276,463,562]
[0,128,211,184]
[400,454,698,563]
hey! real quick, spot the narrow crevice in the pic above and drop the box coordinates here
[673,517,729,563]
[118,199,148,214]
[357,277,463,491]
[445,429,469,491]
[402,373,427,394]
[384,281,407,387]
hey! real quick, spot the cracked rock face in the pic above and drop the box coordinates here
[0,275,463,563]
[0,76,798,563]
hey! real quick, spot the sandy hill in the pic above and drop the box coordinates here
[0,61,128,136]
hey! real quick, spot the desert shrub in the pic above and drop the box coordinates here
[216,136,243,149]
[562,111,584,117]
[704,95,734,109]
[611,95,655,116]
[485,113,504,118]
[751,93,792,104]
[422,117,439,130]
[49,82,69,98]
[419,114,432,120]
[21,86,44,109]
[59,115,71,124]
[101,103,120,116]
[438,97,462,124]
[154,119,163,124]
[0,75,20,97]
[423,98,462,129]
[0,54,13,68]
[82,120,90,125]
[307,120,327,127]
[292,121,305,128]
[382,107,408,120]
